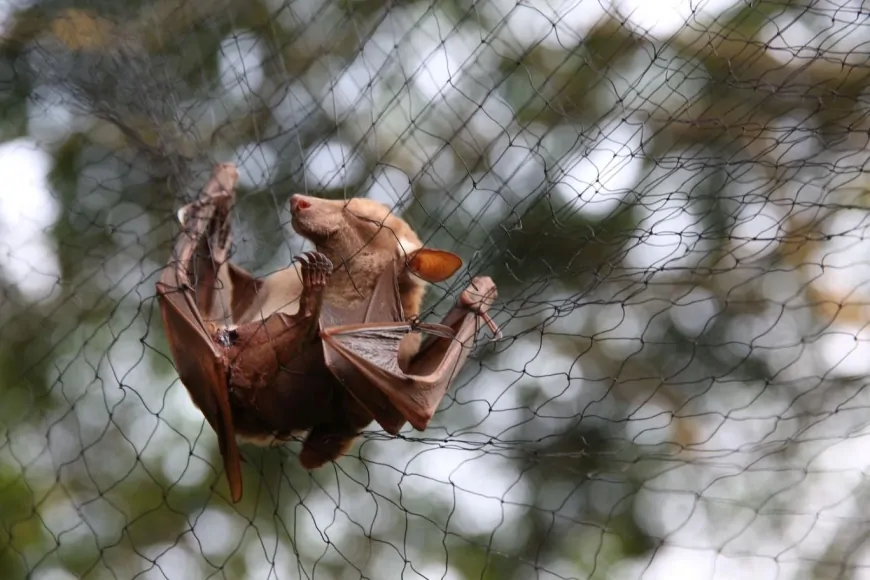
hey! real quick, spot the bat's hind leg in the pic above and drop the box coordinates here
[298,424,359,469]
[173,164,240,326]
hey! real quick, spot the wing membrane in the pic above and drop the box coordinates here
[155,164,244,502]
[320,261,487,433]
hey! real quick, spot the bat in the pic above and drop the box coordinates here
[156,164,341,503]
[156,164,500,503]
[286,193,500,462]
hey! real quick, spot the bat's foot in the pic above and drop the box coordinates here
[299,427,357,469]
[177,164,238,226]
[295,251,334,284]
[295,251,334,317]
[461,276,501,338]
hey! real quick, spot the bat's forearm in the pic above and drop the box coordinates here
[416,313,474,356]
[176,164,238,241]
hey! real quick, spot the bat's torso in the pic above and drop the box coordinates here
[211,312,372,449]
[221,250,421,447]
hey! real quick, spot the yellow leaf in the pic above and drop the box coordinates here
[50,9,113,51]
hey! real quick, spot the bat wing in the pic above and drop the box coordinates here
[322,316,476,434]
[226,261,264,323]
[318,262,408,433]
[318,261,404,329]
[230,263,305,324]
[321,263,484,433]
[402,306,483,427]
[322,321,414,434]
[155,163,243,502]
[155,278,242,503]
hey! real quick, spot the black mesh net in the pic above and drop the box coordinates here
[3,0,870,578]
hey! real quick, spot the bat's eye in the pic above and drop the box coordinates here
[359,217,385,230]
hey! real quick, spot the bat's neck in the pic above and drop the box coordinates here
[319,250,425,320]
[321,251,388,306]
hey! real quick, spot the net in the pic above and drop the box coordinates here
[2,0,869,578]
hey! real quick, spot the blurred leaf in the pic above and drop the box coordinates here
[50,9,115,51]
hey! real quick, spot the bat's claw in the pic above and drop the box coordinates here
[294,251,334,287]
[294,251,334,316]
[294,251,332,269]
[460,276,501,339]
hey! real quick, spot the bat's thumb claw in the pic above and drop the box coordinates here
[460,276,501,339]
[482,312,502,340]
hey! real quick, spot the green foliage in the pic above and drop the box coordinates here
[0,0,868,578]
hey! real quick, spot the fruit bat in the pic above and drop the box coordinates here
[155,163,500,503]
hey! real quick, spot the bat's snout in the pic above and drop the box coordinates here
[288,194,342,240]
[289,194,313,215]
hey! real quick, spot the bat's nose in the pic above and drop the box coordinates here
[289,194,312,214]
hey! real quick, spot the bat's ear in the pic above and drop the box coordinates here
[407,248,462,283]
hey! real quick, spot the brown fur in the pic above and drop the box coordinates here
[290,195,428,313]
[230,195,460,456]
[160,164,474,498]
[290,195,434,366]
[231,263,304,324]
[228,198,427,328]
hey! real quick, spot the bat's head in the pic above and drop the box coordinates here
[289,194,462,297]
[290,193,411,249]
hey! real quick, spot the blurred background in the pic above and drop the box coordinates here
[3,0,870,578]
